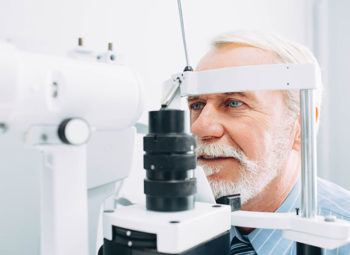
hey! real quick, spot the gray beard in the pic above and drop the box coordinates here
[197,122,293,205]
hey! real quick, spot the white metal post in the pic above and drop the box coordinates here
[300,89,318,218]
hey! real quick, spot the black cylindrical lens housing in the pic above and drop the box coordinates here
[144,109,196,212]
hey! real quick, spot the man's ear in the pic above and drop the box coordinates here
[292,115,301,151]
[316,106,320,123]
[292,106,319,151]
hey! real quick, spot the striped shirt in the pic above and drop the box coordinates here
[230,178,350,254]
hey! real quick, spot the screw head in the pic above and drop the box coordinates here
[108,42,113,51]
[41,133,48,142]
[78,37,83,47]
[0,123,9,134]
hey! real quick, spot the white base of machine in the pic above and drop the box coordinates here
[231,210,350,249]
[103,202,231,254]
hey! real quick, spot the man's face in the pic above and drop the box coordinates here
[189,44,297,204]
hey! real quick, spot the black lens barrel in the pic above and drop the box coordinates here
[144,109,196,212]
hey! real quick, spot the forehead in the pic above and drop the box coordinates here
[190,44,284,103]
[196,44,281,71]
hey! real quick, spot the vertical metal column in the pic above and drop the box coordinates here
[298,89,322,255]
[300,89,317,218]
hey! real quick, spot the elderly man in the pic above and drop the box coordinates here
[189,31,350,254]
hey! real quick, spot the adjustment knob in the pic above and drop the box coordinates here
[58,118,90,145]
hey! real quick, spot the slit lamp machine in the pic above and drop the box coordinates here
[1,1,350,255]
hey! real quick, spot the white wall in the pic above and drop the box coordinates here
[315,0,350,190]
[0,0,311,254]
[0,0,309,121]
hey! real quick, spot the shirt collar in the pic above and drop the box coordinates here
[231,179,301,253]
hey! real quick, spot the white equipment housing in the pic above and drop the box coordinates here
[0,41,143,130]
[0,41,143,255]
[179,63,318,96]
[103,203,231,254]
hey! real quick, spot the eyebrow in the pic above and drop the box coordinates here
[187,92,251,102]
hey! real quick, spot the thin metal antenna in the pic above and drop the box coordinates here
[177,0,191,69]
[161,0,193,108]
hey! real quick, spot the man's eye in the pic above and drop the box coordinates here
[190,102,205,110]
[226,100,243,108]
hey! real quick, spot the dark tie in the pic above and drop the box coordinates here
[230,236,257,255]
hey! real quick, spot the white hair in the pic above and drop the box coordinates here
[211,30,323,117]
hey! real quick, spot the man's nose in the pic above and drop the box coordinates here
[191,105,225,141]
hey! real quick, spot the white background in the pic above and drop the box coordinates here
[0,0,309,120]
[318,0,350,191]
[0,0,348,254]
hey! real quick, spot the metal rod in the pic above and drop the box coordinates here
[300,89,318,218]
[177,0,190,67]
[161,81,180,108]
[161,0,192,108]
[78,37,83,47]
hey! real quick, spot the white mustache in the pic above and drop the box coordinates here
[196,142,244,161]
[195,142,258,173]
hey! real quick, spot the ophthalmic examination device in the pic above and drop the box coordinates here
[1,1,350,255]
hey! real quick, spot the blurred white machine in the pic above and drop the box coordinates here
[0,40,143,255]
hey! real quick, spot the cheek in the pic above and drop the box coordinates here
[224,117,273,160]
[190,111,197,124]
[224,92,287,160]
